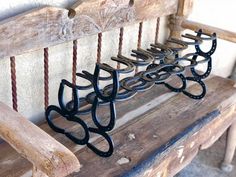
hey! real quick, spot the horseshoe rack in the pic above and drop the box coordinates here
[3,0,236,176]
[46,29,217,157]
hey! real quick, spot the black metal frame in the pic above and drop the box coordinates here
[46,29,217,157]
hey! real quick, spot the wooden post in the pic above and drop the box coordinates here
[221,121,236,172]
[33,166,48,177]
[168,0,194,39]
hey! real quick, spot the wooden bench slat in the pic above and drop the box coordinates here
[0,76,236,177]
[182,20,236,43]
[0,102,80,177]
[0,0,178,59]
[70,76,236,177]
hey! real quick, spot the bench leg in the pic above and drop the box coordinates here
[33,166,48,177]
[221,121,236,172]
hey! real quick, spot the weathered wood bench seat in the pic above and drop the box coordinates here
[1,75,236,177]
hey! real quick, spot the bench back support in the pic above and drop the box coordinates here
[1,0,236,176]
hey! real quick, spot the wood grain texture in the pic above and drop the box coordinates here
[0,0,178,59]
[222,121,236,165]
[176,0,194,17]
[1,75,236,177]
[70,77,236,177]
[182,20,236,43]
[33,166,49,177]
[168,0,194,39]
[0,102,80,177]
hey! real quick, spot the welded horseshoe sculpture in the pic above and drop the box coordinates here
[46,64,119,157]
[191,29,217,79]
[46,29,217,157]
[91,63,119,132]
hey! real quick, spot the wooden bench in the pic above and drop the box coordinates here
[1,0,236,177]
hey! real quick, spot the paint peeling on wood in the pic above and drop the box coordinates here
[177,146,184,158]
[180,156,185,164]
[117,157,130,165]
[128,133,136,141]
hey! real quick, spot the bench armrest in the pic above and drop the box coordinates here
[0,102,80,177]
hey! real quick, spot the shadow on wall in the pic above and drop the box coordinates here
[0,0,77,21]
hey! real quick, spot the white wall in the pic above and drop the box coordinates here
[0,0,235,123]
[188,0,236,77]
[0,0,169,123]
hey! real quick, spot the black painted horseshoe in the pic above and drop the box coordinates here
[111,56,135,74]
[164,74,187,93]
[87,127,114,157]
[91,97,116,132]
[93,63,119,102]
[118,49,154,66]
[120,72,155,92]
[195,29,217,56]
[150,43,173,57]
[181,33,203,45]
[66,97,92,115]
[75,73,93,90]
[103,84,137,101]
[182,77,206,99]
[166,38,188,52]
[58,79,79,115]
[45,105,90,145]
[188,53,212,79]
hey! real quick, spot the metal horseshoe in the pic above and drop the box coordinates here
[182,77,206,99]
[181,33,203,46]
[187,53,212,79]
[93,63,119,102]
[87,127,114,157]
[164,74,187,93]
[150,43,173,57]
[103,84,137,101]
[120,71,155,92]
[111,56,135,74]
[195,29,217,56]
[122,48,154,66]
[45,106,90,145]
[91,97,116,131]
[166,38,188,52]
[58,79,79,115]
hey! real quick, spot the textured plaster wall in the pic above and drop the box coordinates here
[0,0,235,123]
[187,0,236,77]
[0,0,169,123]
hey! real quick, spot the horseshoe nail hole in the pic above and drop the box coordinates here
[68,9,76,19]
[129,0,134,7]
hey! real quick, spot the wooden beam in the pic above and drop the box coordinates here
[0,0,178,59]
[176,0,194,17]
[0,102,80,177]
[221,120,236,172]
[182,20,236,43]
[1,75,236,176]
[168,0,194,39]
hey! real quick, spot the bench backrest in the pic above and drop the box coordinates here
[0,0,185,122]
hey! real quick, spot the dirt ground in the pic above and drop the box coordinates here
[175,133,236,177]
